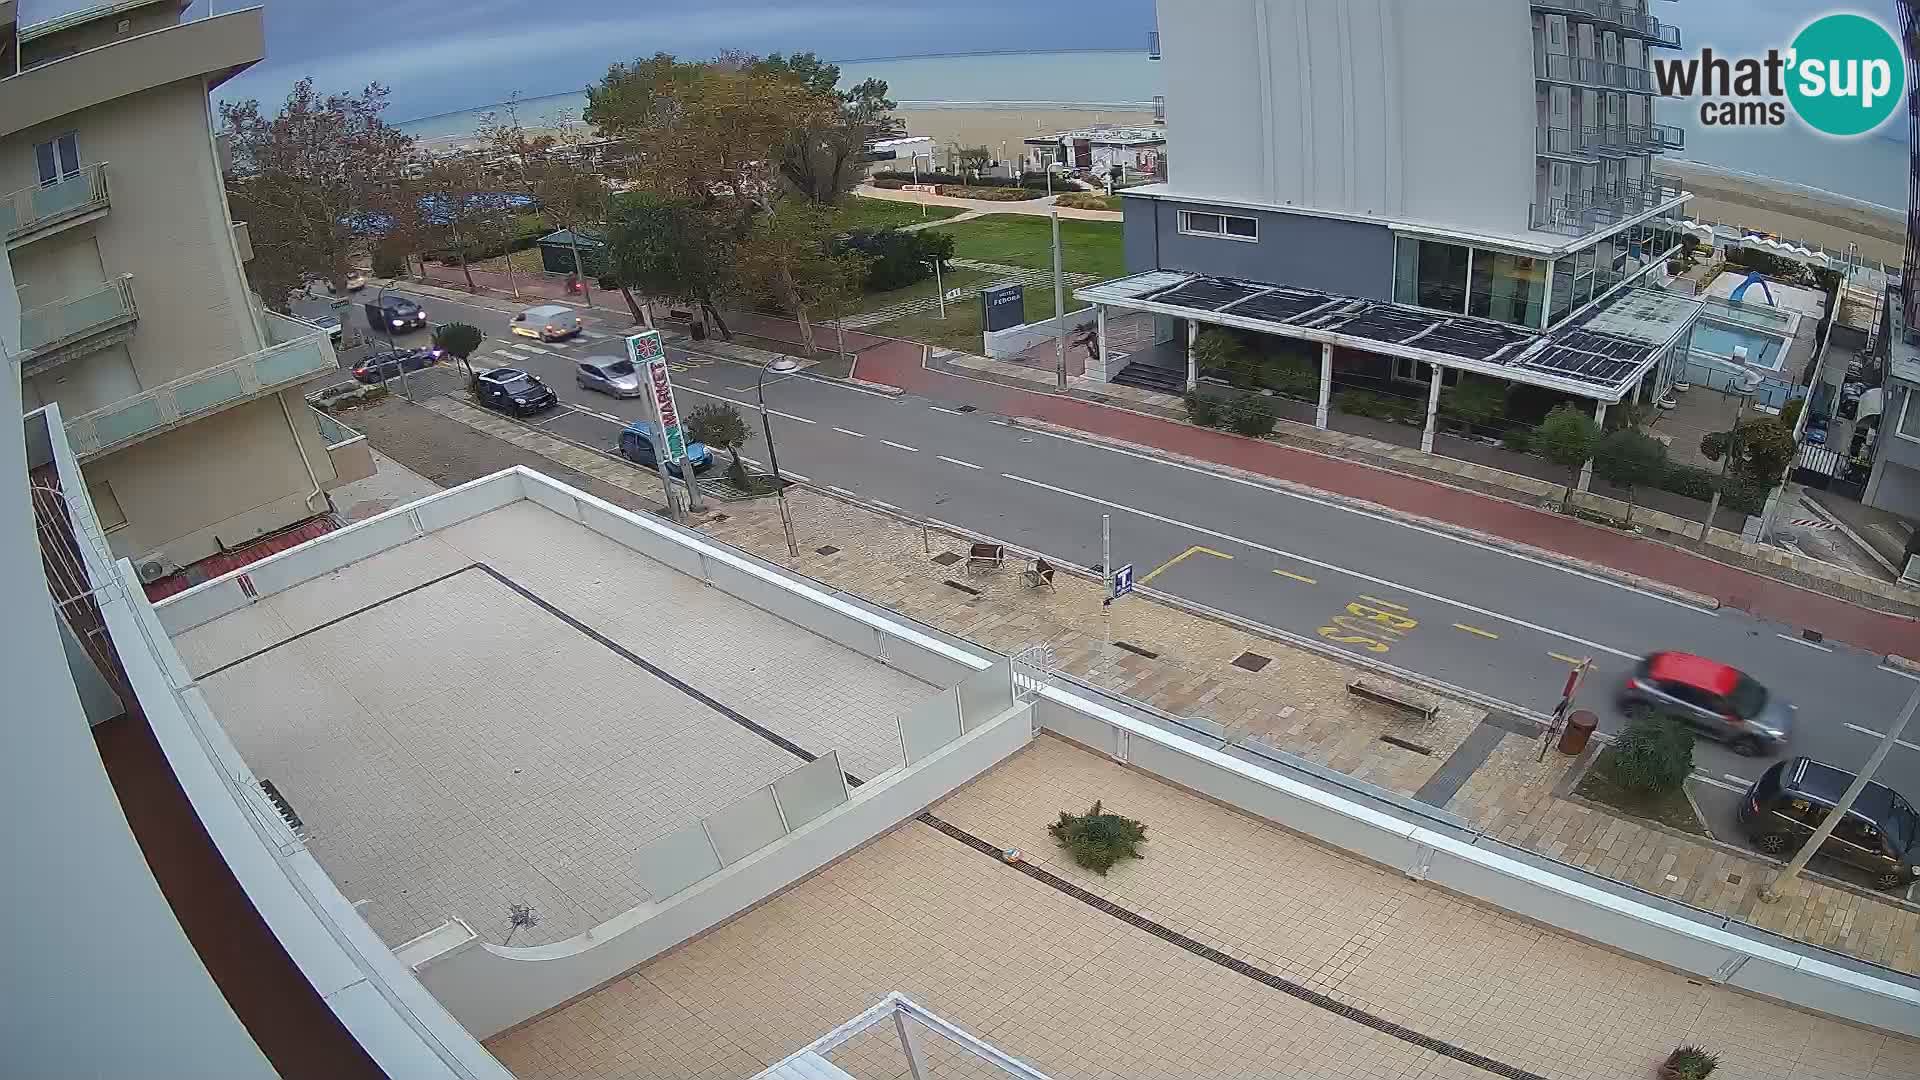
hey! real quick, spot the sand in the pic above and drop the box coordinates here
[1654,158,1905,268]
[894,106,1159,165]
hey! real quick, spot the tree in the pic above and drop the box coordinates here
[949,143,992,173]
[416,154,523,293]
[1700,416,1795,485]
[605,196,739,335]
[735,199,871,358]
[477,97,611,291]
[433,322,484,377]
[1534,406,1601,511]
[1592,428,1668,526]
[220,79,418,307]
[685,402,752,484]
[1606,712,1695,793]
[747,53,903,205]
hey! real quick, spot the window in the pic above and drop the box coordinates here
[1781,797,1829,829]
[1897,386,1920,442]
[1393,238,1470,313]
[1391,357,1459,387]
[1178,209,1257,242]
[1468,250,1548,328]
[87,480,126,531]
[34,132,80,185]
[1831,815,1883,853]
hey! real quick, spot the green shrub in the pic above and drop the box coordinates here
[870,178,906,190]
[1657,461,1719,500]
[1049,800,1147,875]
[1439,376,1505,430]
[1227,396,1277,437]
[1779,398,1804,432]
[1664,1045,1721,1080]
[1500,427,1532,454]
[1606,713,1694,793]
[1185,391,1224,427]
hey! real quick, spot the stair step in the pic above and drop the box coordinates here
[1110,362,1186,393]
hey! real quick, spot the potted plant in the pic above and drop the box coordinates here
[1660,1045,1719,1079]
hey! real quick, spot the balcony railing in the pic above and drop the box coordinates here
[1535,51,1655,93]
[1650,122,1685,151]
[1153,95,1166,123]
[1537,124,1603,160]
[20,276,137,358]
[2,162,110,244]
[1532,0,1682,47]
[64,324,338,460]
[1531,178,1686,237]
[1148,30,1160,59]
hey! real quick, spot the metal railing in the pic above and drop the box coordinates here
[1152,95,1165,123]
[1147,30,1160,59]
[767,993,1056,1080]
[1649,122,1685,151]
[1,162,109,242]
[1535,51,1656,93]
[19,275,136,355]
[1531,177,1685,236]
[1536,124,1603,159]
[64,327,337,460]
[1532,0,1681,46]
[310,406,362,449]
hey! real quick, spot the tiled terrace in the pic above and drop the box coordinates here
[170,499,935,947]
[489,736,1920,1080]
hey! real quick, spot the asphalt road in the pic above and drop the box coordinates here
[371,286,1920,798]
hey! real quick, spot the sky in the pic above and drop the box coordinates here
[17,0,1910,127]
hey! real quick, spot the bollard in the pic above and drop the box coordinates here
[1557,709,1599,756]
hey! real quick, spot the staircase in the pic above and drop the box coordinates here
[1109,362,1186,395]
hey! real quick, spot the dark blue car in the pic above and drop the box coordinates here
[619,420,713,477]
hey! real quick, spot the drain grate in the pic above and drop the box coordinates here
[957,404,978,413]
[815,545,840,556]
[1379,735,1433,756]
[1232,651,1271,673]
[1114,641,1159,659]
[1727,873,1742,885]
[931,551,962,566]
[943,579,982,596]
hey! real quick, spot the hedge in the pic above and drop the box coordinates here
[871,169,1056,192]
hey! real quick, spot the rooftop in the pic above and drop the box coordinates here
[1024,126,1165,146]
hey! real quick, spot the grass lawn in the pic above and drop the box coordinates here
[921,214,1125,281]
[831,195,963,232]
[869,282,1090,355]
[1573,748,1709,838]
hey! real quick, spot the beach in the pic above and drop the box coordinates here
[1655,158,1905,268]
[894,105,1157,163]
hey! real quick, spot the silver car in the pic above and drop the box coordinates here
[576,357,643,397]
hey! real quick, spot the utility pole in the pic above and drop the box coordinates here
[1763,685,1918,901]
[1052,208,1068,391]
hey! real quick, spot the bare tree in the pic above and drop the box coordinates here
[477,95,611,300]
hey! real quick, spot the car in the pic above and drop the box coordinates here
[576,357,644,398]
[344,270,367,291]
[364,295,427,333]
[475,367,557,415]
[1617,651,1793,756]
[511,304,582,342]
[1738,757,1920,890]
[352,346,443,384]
[618,419,713,477]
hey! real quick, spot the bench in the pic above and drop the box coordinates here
[966,542,1005,575]
[1023,557,1057,591]
[1346,677,1437,724]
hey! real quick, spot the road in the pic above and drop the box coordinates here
[367,285,1920,798]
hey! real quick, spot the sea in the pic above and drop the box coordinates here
[393,49,1908,214]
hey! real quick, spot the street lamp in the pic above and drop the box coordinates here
[758,356,802,558]
[923,258,946,319]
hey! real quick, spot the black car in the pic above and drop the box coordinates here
[364,295,428,333]
[352,346,443,384]
[476,367,557,415]
[1738,757,1920,890]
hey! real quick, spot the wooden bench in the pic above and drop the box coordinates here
[966,542,1005,575]
[1346,677,1438,724]
[1023,557,1057,591]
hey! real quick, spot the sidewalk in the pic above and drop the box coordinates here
[343,387,1920,979]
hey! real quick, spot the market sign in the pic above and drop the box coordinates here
[626,330,686,461]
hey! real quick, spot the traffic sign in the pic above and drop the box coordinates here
[1110,563,1134,600]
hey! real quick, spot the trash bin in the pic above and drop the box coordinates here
[1557,709,1598,756]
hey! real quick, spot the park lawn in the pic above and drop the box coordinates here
[922,214,1125,281]
[869,282,1089,355]
[832,195,964,232]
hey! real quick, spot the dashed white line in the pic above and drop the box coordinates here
[1721,773,1751,787]
[594,411,622,423]
[828,485,857,497]
[1001,471,1638,660]
[939,455,982,470]
[872,499,899,510]
[1879,664,1920,682]
[1690,773,1746,793]
[1844,723,1920,751]
[987,419,1009,427]
[833,427,866,438]
[883,440,919,453]
[684,377,709,385]
[929,405,964,416]
[1776,633,1834,653]
[772,410,815,424]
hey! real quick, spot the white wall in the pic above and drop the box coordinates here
[1160,0,1537,236]
[983,310,1096,360]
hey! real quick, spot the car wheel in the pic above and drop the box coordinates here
[1732,737,1765,757]
[1755,832,1791,856]
[1875,868,1904,891]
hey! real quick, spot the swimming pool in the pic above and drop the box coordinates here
[1690,319,1786,371]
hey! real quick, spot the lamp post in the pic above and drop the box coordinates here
[373,283,416,400]
[923,258,946,319]
[758,356,802,558]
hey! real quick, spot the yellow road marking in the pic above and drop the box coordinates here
[1358,595,1407,611]
[1548,651,1586,666]
[1139,545,1234,586]
[1453,623,1499,640]
[1272,568,1317,584]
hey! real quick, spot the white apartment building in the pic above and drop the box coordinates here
[2,0,350,589]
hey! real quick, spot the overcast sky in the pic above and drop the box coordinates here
[18,0,1909,124]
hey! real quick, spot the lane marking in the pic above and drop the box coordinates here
[594,411,621,423]
[1140,545,1234,587]
[1012,424,1719,615]
[1003,472,1638,660]
[833,427,866,438]
[828,485,857,497]
[1844,723,1920,751]
[1547,651,1588,666]
[728,386,754,393]
[987,419,1009,426]
[1359,595,1407,611]
[1776,633,1834,653]
[883,440,919,453]
[685,377,709,385]
[939,455,982,470]
[929,405,965,416]
[1272,569,1318,585]
[1453,623,1500,640]
[1690,773,1747,793]
[772,410,815,424]
[1722,774,1751,787]
[1881,664,1920,682]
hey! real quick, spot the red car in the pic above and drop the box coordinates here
[1618,651,1794,756]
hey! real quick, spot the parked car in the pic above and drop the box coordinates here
[475,367,557,415]
[618,419,713,477]
[511,304,582,342]
[1739,757,1919,890]
[365,295,427,333]
[577,357,643,398]
[1617,651,1793,756]
[1803,415,1829,445]
[344,270,367,291]
[352,346,443,384]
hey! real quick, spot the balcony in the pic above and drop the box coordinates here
[310,405,375,488]
[2,162,110,248]
[1148,30,1160,59]
[1537,124,1603,161]
[18,275,137,376]
[63,315,338,461]
[1532,0,1682,48]
[1535,51,1656,94]
[1531,178,1687,237]
[1153,95,1166,124]
[1650,122,1685,151]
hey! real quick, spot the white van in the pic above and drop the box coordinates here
[511,304,583,342]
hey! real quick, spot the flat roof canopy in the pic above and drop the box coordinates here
[1077,271,1702,402]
